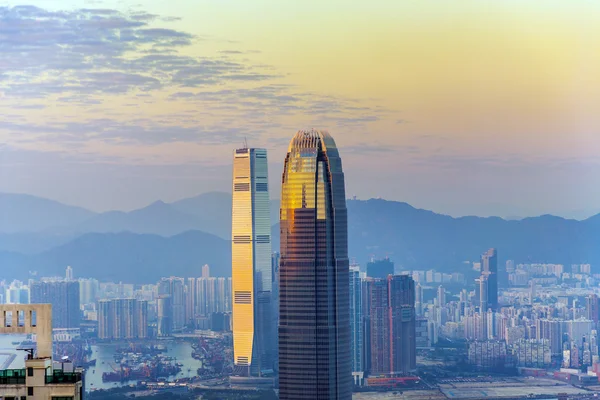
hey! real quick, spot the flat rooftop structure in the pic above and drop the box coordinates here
[439,377,589,399]
[0,304,52,359]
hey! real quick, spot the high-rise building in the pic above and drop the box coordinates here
[367,278,390,375]
[194,277,233,317]
[185,278,196,327]
[271,252,280,373]
[65,266,73,281]
[415,283,423,317]
[481,248,498,310]
[158,277,185,331]
[388,275,417,374]
[437,285,445,307]
[479,275,489,340]
[349,265,364,385]
[366,275,416,376]
[587,294,599,323]
[30,281,80,329]
[202,264,210,278]
[157,295,172,337]
[97,299,148,340]
[367,258,394,279]
[231,147,274,377]
[279,130,351,400]
[79,278,98,306]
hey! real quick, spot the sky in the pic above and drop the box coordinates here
[0,0,599,218]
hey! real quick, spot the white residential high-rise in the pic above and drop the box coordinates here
[65,266,73,281]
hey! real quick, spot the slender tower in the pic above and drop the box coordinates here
[279,130,351,400]
[232,147,274,376]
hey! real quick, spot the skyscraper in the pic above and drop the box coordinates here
[388,275,416,374]
[481,248,498,310]
[349,265,364,385]
[271,252,281,374]
[279,130,351,400]
[232,147,274,377]
[367,278,390,375]
[366,276,416,376]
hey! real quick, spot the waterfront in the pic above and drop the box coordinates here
[86,340,202,391]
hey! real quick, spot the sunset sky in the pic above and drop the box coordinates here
[1,0,599,218]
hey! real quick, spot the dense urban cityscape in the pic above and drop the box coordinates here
[1,1,598,399]
[1,130,599,400]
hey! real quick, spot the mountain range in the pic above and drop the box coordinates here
[0,192,598,284]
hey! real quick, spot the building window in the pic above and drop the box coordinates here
[28,387,34,396]
[27,367,34,376]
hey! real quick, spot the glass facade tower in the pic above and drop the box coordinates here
[279,130,351,400]
[232,147,274,376]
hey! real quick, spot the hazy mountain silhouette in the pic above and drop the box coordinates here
[170,191,280,238]
[1,231,230,283]
[75,200,208,237]
[0,193,95,233]
[1,193,598,283]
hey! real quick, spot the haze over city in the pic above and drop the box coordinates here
[1,1,599,218]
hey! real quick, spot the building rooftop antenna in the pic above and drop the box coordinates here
[243,137,248,149]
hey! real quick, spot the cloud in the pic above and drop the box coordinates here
[0,4,390,153]
[0,5,279,98]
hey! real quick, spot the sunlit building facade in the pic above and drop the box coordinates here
[232,147,274,377]
[279,130,351,400]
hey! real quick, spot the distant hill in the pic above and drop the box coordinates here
[0,231,230,283]
[75,200,208,237]
[344,199,598,270]
[0,193,95,233]
[1,193,598,283]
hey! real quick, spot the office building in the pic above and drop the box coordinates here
[367,258,394,279]
[366,275,416,376]
[367,278,390,375]
[481,248,498,310]
[30,281,80,329]
[97,298,148,340]
[271,252,280,373]
[279,130,351,400]
[388,275,416,374]
[231,147,274,377]
[350,265,364,385]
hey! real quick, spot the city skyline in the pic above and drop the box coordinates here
[1,1,599,218]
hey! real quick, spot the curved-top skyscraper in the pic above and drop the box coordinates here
[279,129,351,400]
